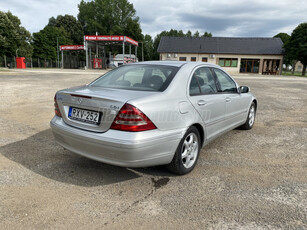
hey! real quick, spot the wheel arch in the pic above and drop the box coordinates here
[252,99,258,111]
[191,123,205,146]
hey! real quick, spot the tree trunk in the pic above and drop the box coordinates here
[291,61,297,74]
[302,64,306,76]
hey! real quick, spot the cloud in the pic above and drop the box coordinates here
[0,0,80,33]
[130,0,307,38]
[0,0,306,38]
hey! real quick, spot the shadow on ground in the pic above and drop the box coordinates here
[0,129,143,187]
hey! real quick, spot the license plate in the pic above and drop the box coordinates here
[68,107,101,125]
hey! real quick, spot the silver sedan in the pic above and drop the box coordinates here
[50,61,257,174]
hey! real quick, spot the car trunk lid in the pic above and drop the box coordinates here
[55,85,157,132]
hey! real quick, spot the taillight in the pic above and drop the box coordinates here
[54,94,62,117]
[110,104,156,132]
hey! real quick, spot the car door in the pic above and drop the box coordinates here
[211,68,248,128]
[188,67,226,141]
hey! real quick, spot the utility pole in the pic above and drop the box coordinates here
[57,37,60,68]
[139,41,147,62]
[142,42,144,62]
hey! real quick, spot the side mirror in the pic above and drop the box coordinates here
[239,86,250,93]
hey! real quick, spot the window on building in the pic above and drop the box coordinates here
[218,58,238,67]
[202,57,208,62]
[179,57,187,61]
[191,57,196,62]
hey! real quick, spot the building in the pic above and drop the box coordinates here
[158,37,284,75]
[110,54,138,68]
[295,61,304,73]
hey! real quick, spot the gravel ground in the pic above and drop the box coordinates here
[0,70,306,229]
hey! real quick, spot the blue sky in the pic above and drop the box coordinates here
[1,0,306,38]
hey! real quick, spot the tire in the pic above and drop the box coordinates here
[239,102,256,130]
[167,126,201,175]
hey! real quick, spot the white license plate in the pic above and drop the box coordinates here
[68,107,100,124]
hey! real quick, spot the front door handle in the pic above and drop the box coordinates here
[197,100,206,106]
[225,97,231,102]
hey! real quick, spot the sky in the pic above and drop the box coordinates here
[1,0,307,38]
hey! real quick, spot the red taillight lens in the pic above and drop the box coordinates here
[54,95,62,117]
[110,104,156,132]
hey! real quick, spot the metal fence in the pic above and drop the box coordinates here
[0,55,86,69]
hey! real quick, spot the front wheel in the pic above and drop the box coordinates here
[239,102,256,130]
[167,126,201,175]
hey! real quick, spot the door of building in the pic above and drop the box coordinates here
[240,59,260,73]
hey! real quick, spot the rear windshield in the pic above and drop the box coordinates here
[89,64,180,92]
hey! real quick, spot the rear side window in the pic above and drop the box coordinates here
[189,67,217,95]
[90,64,179,92]
[212,68,237,93]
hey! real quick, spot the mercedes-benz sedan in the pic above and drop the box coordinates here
[50,61,257,174]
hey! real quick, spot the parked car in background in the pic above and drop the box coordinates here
[50,61,257,174]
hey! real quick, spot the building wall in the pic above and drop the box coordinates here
[295,61,304,72]
[160,53,283,75]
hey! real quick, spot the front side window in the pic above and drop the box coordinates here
[90,64,179,92]
[189,67,217,95]
[212,68,237,93]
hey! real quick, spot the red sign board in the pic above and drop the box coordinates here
[125,36,138,46]
[60,45,84,51]
[84,35,138,46]
[85,35,124,41]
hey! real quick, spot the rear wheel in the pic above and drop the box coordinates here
[239,102,256,130]
[167,126,201,175]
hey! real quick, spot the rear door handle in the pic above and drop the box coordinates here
[197,100,206,106]
[225,97,231,102]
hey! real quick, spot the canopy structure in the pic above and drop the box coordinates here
[60,45,85,69]
[84,35,139,69]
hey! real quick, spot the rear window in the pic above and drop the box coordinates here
[90,64,180,92]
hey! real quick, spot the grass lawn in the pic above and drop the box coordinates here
[282,71,306,77]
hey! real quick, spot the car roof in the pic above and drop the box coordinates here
[131,60,220,68]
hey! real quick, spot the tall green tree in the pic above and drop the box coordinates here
[143,34,154,61]
[274,32,293,67]
[274,32,290,44]
[32,26,72,59]
[78,0,142,41]
[285,23,307,76]
[48,15,84,44]
[0,11,32,58]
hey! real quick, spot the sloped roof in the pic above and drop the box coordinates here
[157,36,284,55]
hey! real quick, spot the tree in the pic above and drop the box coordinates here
[202,32,212,37]
[32,26,72,60]
[274,32,290,44]
[193,30,200,37]
[186,30,192,37]
[143,34,154,61]
[48,15,84,44]
[286,23,307,76]
[0,11,32,58]
[274,32,293,68]
[78,0,142,41]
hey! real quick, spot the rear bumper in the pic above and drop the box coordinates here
[50,116,185,167]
